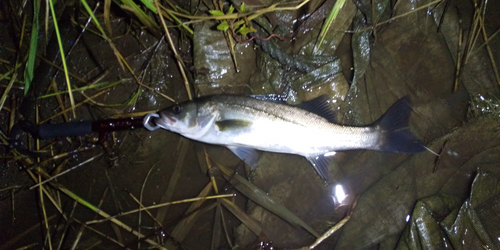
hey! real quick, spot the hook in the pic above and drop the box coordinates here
[143,113,161,131]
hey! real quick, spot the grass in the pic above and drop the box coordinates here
[48,0,76,118]
[314,0,347,53]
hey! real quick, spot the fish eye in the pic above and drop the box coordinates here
[172,105,182,114]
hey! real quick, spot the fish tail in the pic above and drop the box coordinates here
[372,96,425,153]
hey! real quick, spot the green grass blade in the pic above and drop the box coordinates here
[120,0,159,30]
[48,0,75,117]
[314,0,347,53]
[24,0,40,95]
[139,0,157,13]
[37,80,124,99]
[165,9,193,35]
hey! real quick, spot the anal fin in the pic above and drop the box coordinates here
[307,153,336,180]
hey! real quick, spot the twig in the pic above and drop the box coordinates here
[204,146,219,194]
[86,194,234,224]
[0,73,17,114]
[129,193,163,226]
[38,172,53,249]
[298,196,359,249]
[479,15,500,86]
[454,19,463,92]
[55,184,166,248]
[354,0,443,33]
[30,153,103,189]
[155,0,192,100]
[137,164,158,249]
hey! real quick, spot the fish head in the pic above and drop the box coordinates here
[155,100,217,138]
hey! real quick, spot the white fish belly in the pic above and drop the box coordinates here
[199,117,379,156]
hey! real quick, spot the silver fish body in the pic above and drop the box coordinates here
[146,95,424,179]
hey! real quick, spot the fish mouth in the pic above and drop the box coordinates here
[155,114,177,129]
[165,116,177,124]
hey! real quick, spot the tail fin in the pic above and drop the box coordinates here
[373,96,425,153]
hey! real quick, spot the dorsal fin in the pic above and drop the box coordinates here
[250,94,337,123]
[249,94,288,104]
[297,95,337,123]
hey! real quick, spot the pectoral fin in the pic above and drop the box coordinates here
[227,146,259,169]
[216,119,252,131]
[307,153,336,180]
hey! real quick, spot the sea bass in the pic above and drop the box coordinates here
[143,95,424,179]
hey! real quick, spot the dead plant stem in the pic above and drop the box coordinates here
[356,0,443,33]
[155,0,192,100]
[87,194,234,224]
[479,15,500,86]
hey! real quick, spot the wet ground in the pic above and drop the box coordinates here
[1,0,500,249]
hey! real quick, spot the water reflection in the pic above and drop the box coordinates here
[323,151,336,157]
[331,184,347,206]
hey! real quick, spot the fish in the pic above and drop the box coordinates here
[144,95,425,179]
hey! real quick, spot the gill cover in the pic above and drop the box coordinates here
[155,101,217,139]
